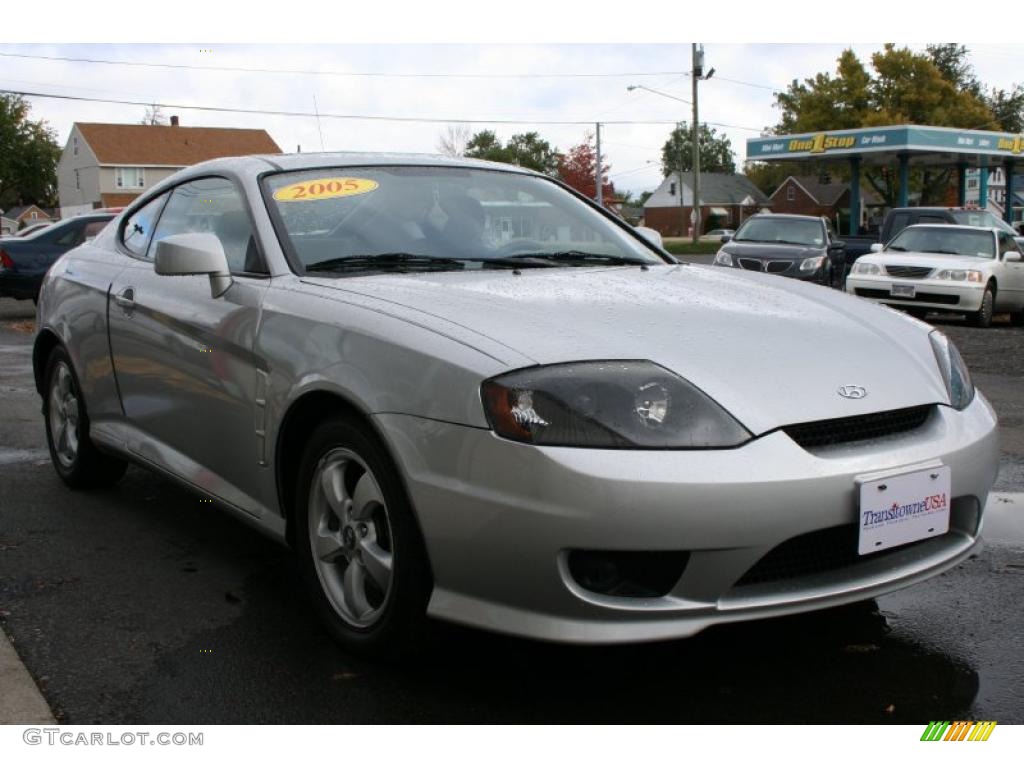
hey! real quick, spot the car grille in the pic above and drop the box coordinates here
[734,523,956,587]
[765,260,792,273]
[885,265,933,279]
[738,258,763,271]
[854,288,960,305]
[782,404,934,449]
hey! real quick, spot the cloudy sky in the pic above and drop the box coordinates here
[3,42,1022,196]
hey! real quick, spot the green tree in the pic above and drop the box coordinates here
[660,123,735,176]
[0,94,61,210]
[773,45,996,206]
[465,130,559,175]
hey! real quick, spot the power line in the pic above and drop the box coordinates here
[1,88,687,126]
[711,75,783,92]
[0,51,687,80]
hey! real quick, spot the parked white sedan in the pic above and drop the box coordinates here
[846,224,1024,327]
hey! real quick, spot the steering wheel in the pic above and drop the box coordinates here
[494,239,548,256]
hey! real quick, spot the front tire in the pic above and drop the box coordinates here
[968,285,995,328]
[294,415,431,656]
[43,346,127,488]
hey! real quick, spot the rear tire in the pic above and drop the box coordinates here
[43,346,127,489]
[294,415,432,657]
[968,285,995,328]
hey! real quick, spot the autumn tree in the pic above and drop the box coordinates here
[464,129,559,175]
[773,45,996,206]
[556,133,614,202]
[0,94,61,209]
[661,123,736,175]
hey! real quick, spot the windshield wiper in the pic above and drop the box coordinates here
[305,253,469,273]
[886,246,908,252]
[923,249,965,255]
[771,239,816,246]
[500,250,650,266]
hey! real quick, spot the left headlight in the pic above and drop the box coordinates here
[481,361,752,449]
[929,331,975,410]
[799,255,824,272]
[713,250,733,266]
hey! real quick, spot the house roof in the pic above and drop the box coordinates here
[75,123,282,166]
[644,173,771,209]
[3,205,54,221]
[695,173,771,206]
[774,175,882,206]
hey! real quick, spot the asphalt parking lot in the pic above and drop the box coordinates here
[1,292,1022,725]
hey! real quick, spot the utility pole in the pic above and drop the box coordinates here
[595,122,603,207]
[691,44,701,244]
[677,121,686,237]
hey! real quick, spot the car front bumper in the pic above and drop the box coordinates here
[375,393,999,644]
[845,275,986,311]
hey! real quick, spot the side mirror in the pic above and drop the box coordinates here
[634,226,663,250]
[720,234,732,243]
[828,240,846,252]
[1004,251,1022,262]
[154,233,233,298]
[869,243,884,253]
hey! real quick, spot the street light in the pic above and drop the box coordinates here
[629,47,715,244]
[626,84,692,237]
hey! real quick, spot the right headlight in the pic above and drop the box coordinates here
[481,361,751,449]
[851,261,881,275]
[713,250,733,266]
[929,331,975,410]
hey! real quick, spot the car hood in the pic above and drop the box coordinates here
[721,241,824,259]
[861,252,995,271]
[301,264,948,434]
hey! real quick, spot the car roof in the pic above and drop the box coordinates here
[744,213,824,222]
[182,151,541,177]
[900,223,997,233]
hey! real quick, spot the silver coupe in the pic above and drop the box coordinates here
[33,153,999,652]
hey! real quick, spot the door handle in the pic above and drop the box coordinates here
[114,287,136,312]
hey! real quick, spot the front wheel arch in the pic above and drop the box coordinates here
[274,390,429,563]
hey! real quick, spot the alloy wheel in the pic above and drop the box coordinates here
[307,448,395,628]
[48,361,80,468]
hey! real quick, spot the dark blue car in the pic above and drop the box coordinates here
[0,213,114,302]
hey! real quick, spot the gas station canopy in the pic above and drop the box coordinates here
[746,124,1024,233]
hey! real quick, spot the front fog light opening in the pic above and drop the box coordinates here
[567,549,690,598]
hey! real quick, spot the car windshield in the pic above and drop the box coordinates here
[886,227,995,258]
[731,217,824,246]
[950,210,1016,235]
[263,166,663,274]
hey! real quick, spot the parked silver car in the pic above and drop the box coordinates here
[34,153,999,652]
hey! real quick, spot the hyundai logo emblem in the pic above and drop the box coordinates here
[837,385,868,400]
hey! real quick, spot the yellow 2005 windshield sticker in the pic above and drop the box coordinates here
[273,177,379,202]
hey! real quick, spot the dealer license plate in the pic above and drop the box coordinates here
[858,466,951,555]
[890,284,916,298]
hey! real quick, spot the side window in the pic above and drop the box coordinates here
[55,223,84,247]
[151,177,264,274]
[121,194,169,259]
[887,213,911,239]
[999,233,1016,255]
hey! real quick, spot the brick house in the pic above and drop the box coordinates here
[3,204,56,230]
[57,117,281,217]
[643,173,770,237]
[769,175,881,234]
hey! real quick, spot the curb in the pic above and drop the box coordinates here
[0,627,56,725]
